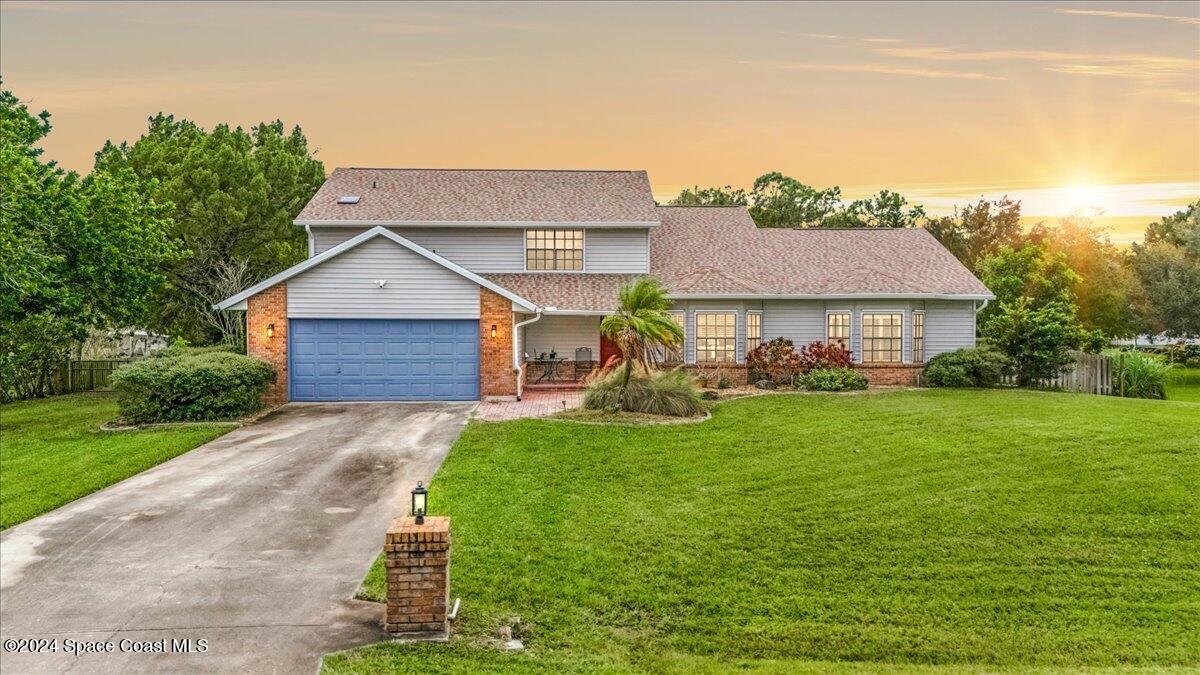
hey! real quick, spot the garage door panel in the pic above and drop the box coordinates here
[289,319,479,401]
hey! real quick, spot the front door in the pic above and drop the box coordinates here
[599,334,621,368]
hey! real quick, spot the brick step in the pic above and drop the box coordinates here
[523,382,586,392]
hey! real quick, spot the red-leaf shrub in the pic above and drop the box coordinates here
[747,337,802,383]
[797,341,853,372]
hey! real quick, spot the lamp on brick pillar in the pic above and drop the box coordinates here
[490,324,498,339]
[411,481,428,525]
[266,323,275,339]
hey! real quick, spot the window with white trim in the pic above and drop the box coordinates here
[696,312,737,364]
[827,312,851,351]
[912,311,925,363]
[862,313,903,363]
[746,311,762,353]
[525,229,583,271]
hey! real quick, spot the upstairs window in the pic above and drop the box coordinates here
[862,313,903,363]
[526,229,583,271]
[696,312,737,364]
[827,312,851,351]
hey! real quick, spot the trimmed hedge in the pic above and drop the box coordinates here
[923,347,1009,388]
[798,367,868,392]
[111,349,276,423]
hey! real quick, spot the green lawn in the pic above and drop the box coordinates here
[0,394,234,529]
[330,389,1199,673]
[1167,367,1200,403]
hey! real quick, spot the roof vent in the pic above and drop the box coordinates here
[337,195,360,204]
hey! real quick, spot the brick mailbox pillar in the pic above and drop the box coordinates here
[385,516,451,639]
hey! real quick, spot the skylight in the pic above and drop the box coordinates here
[337,196,360,204]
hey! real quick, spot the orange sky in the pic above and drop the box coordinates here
[2,0,1197,242]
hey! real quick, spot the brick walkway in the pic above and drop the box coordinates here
[474,390,584,421]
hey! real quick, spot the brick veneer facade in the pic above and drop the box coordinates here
[855,363,923,386]
[480,288,517,397]
[247,283,288,405]
[682,363,750,386]
[385,516,451,639]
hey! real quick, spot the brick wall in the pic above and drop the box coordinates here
[480,288,516,397]
[855,363,922,386]
[682,363,750,386]
[247,283,288,405]
[385,516,450,638]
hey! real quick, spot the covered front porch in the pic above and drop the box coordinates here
[516,312,610,386]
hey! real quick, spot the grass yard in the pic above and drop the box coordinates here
[1167,367,1200,403]
[0,394,234,529]
[331,389,1199,673]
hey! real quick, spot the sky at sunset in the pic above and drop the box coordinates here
[2,0,1197,243]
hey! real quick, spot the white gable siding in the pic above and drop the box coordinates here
[523,316,601,360]
[585,229,650,273]
[288,237,480,319]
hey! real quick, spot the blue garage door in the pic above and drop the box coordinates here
[289,319,479,401]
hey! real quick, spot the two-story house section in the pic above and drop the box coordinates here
[217,168,993,403]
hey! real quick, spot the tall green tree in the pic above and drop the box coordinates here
[599,277,685,405]
[1028,216,1140,339]
[846,189,927,228]
[667,185,747,206]
[1,87,178,400]
[924,197,1024,270]
[94,114,325,343]
[1130,201,1200,338]
[748,172,843,228]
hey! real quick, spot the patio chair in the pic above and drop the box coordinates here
[574,347,593,381]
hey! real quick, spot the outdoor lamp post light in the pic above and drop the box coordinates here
[411,481,428,524]
[266,323,275,338]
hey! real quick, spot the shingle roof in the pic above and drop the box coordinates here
[295,168,660,224]
[481,274,638,312]
[650,206,993,297]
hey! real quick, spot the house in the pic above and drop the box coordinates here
[216,168,993,403]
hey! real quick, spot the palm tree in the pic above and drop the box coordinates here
[599,277,685,404]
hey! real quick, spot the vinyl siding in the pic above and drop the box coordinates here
[585,228,650,273]
[288,237,480,319]
[310,225,650,274]
[522,315,601,360]
[922,300,977,359]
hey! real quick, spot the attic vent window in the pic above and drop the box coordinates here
[337,196,360,204]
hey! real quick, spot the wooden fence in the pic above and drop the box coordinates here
[1002,350,1114,395]
[51,358,138,393]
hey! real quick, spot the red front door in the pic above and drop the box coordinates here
[599,334,621,368]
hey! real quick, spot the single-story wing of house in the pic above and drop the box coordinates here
[216,168,994,403]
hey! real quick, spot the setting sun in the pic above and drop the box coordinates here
[1060,184,1109,216]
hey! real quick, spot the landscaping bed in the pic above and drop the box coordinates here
[331,389,1200,672]
[0,394,235,529]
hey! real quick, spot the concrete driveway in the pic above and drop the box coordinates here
[0,402,473,674]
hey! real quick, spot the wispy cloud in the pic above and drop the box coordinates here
[738,60,1004,81]
[861,37,902,44]
[793,32,844,39]
[1054,8,1200,26]
[877,45,1197,99]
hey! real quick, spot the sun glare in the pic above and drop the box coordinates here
[1059,184,1108,216]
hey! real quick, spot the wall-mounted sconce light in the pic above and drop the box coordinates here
[267,323,275,338]
[490,324,498,339]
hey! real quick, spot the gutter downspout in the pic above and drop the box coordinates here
[974,299,989,343]
[305,224,314,257]
[513,309,543,400]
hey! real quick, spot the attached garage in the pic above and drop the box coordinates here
[216,227,537,404]
[289,319,479,401]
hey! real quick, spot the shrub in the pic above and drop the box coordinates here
[1105,349,1172,400]
[716,376,733,389]
[152,340,241,359]
[111,350,276,423]
[797,341,853,372]
[923,346,1010,388]
[798,367,868,392]
[583,368,702,417]
[983,298,1077,385]
[747,337,801,383]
